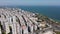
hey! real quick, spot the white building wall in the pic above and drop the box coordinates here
[9,17,13,26]
[12,16,17,34]
[19,15,25,26]
[16,23,21,34]
[0,27,2,34]
[23,26,28,34]
[12,22,17,34]
[5,22,10,34]
[20,27,22,34]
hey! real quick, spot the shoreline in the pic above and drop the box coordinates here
[0,7,60,22]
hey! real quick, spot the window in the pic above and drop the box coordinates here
[0,15,1,18]
[11,18,13,22]
[0,21,1,27]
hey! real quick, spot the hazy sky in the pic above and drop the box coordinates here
[0,0,60,6]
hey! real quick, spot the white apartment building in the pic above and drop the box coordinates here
[5,22,10,34]
[22,25,28,34]
[16,22,21,34]
[19,15,25,26]
[23,15,34,34]
[12,16,17,34]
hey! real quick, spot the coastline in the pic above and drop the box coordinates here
[0,8,60,34]
[0,7,60,23]
[0,6,60,20]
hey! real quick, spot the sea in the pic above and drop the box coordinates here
[1,6,60,21]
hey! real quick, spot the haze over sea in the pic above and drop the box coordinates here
[1,6,60,21]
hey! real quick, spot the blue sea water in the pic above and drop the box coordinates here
[17,6,60,20]
[1,6,60,20]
